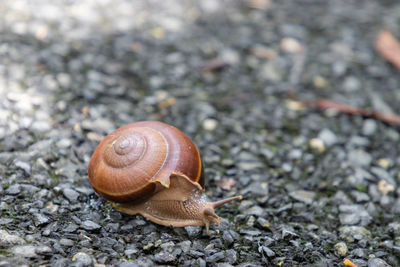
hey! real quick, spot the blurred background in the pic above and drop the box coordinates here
[1,0,400,266]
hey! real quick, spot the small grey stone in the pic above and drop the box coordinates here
[225,249,237,264]
[63,223,78,233]
[178,240,191,253]
[72,252,93,266]
[351,248,366,258]
[369,185,381,202]
[243,182,269,196]
[334,242,348,256]
[14,160,31,175]
[348,149,372,167]
[31,121,51,132]
[185,226,202,237]
[392,199,400,214]
[240,229,262,236]
[289,190,316,204]
[81,220,101,231]
[244,205,264,216]
[125,248,138,259]
[0,230,25,247]
[368,258,390,267]
[339,204,372,226]
[34,213,50,226]
[0,218,13,225]
[62,188,80,202]
[154,251,175,263]
[160,241,175,251]
[388,222,400,235]
[6,184,21,195]
[198,258,206,267]
[12,245,37,258]
[343,76,361,92]
[370,167,397,187]
[351,191,370,203]
[318,129,337,147]
[282,162,292,172]
[35,245,52,255]
[261,246,275,257]
[339,226,371,241]
[216,263,234,267]
[288,149,302,160]
[56,138,72,148]
[59,238,74,247]
[207,251,225,263]
[281,227,298,239]
[379,195,393,208]
[222,231,234,246]
[237,160,264,171]
[362,119,377,136]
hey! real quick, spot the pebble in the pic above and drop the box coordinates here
[351,191,370,202]
[244,205,264,216]
[178,240,191,253]
[309,138,325,152]
[34,213,50,226]
[6,184,21,195]
[261,246,275,257]
[367,258,390,267]
[81,220,101,231]
[185,226,202,237]
[207,251,225,263]
[334,242,348,256]
[339,226,371,242]
[154,251,175,264]
[318,129,337,147]
[202,118,218,131]
[280,38,303,53]
[72,252,93,266]
[59,238,74,247]
[31,121,51,132]
[343,76,361,92]
[222,231,234,246]
[11,245,37,258]
[62,188,80,202]
[387,222,400,235]
[348,149,372,167]
[243,182,269,196]
[0,230,25,247]
[14,160,31,175]
[370,167,396,187]
[362,119,377,136]
[339,204,372,226]
[288,190,316,205]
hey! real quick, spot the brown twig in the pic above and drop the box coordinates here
[198,58,230,72]
[304,98,400,126]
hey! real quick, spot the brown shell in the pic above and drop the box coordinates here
[88,121,204,203]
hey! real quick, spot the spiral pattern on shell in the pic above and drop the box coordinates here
[88,121,204,202]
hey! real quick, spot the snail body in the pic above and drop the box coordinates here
[88,121,242,233]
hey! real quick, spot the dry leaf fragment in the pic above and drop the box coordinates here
[375,30,400,71]
[199,58,230,72]
[343,258,358,267]
[377,180,395,196]
[218,178,237,191]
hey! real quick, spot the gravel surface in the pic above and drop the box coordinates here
[1,0,400,266]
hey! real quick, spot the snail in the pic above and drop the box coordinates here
[88,121,242,234]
